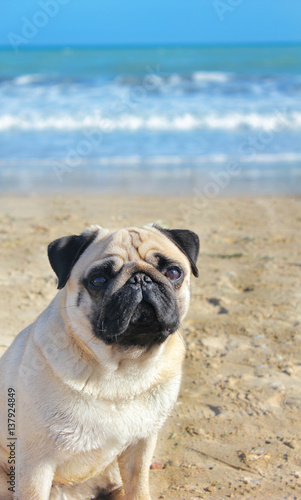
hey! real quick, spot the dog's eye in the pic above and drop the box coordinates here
[165,268,181,280]
[90,276,107,287]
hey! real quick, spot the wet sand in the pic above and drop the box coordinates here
[0,194,300,499]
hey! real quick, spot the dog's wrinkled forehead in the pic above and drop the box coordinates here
[108,228,172,260]
[107,229,146,261]
[119,227,182,260]
[82,226,191,272]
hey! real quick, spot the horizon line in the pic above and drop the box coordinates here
[1,41,301,51]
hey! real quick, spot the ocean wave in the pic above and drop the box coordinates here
[111,71,288,98]
[115,70,231,86]
[5,71,232,87]
[1,153,301,168]
[6,74,93,88]
[193,71,230,83]
[13,74,48,86]
[1,111,300,132]
[3,70,301,98]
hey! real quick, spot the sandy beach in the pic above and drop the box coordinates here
[0,193,300,499]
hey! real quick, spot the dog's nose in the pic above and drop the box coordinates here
[128,273,153,287]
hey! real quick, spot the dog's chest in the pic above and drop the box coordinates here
[53,378,176,448]
[51,375,179,486]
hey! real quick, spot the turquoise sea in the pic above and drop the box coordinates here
[0,44,301,194]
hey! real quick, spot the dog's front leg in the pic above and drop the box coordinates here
[14,448,54,500]
[117,434,157,500]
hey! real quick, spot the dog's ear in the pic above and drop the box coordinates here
[155,226,199,277]
[48,229,98,289]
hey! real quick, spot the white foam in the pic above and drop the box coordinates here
[0,110,300,133]
[13,74,46,85]
[193,71,230,83]
[114,71,231,88]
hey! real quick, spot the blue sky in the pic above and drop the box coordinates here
[1,0,301,48]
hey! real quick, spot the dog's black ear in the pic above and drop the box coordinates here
[48,229,98,289]
[155,226,199,277]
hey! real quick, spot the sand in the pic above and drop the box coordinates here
[0,194,300,499]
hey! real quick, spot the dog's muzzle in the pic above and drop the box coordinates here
[93,269,180,347]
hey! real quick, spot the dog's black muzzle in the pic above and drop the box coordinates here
[94,272,180,347]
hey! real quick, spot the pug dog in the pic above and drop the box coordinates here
[0,224,199,500]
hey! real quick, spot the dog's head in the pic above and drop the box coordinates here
[48,225,199,348]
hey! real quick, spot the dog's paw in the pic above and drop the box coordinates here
[95,486,125,500]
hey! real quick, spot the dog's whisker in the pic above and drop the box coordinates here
[86,335,97,345]
[58,305,79,310]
